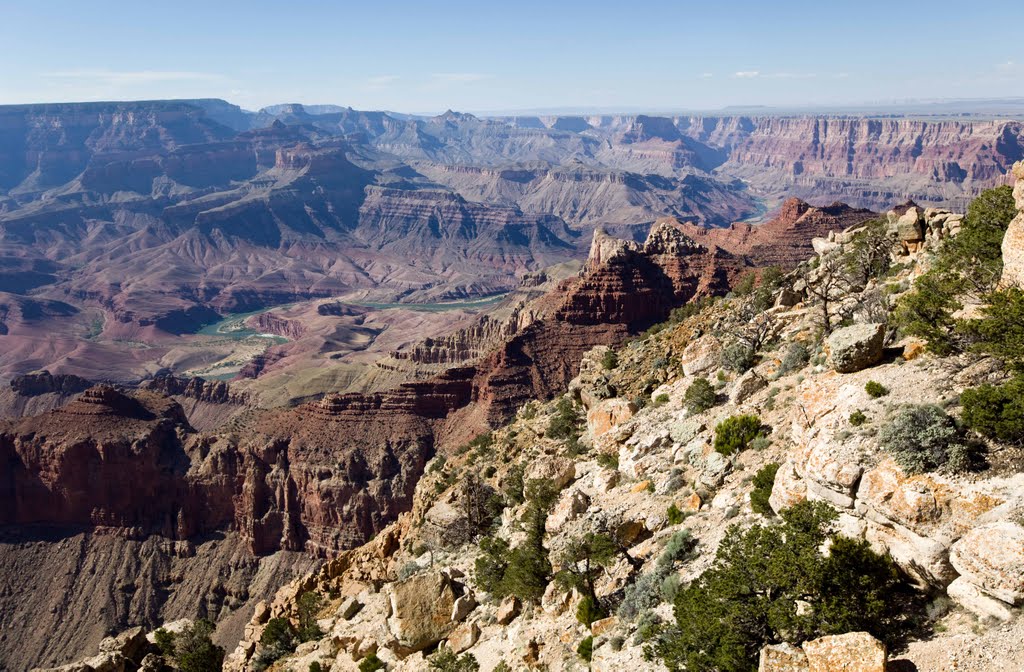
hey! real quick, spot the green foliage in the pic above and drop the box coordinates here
[879,404,970,474]
[309,663,323,672]
[651,501,905,672]
[576,594,607,627]
[749,462,780,515]
[669,296,716,324]
[961,287,1024,370]
[547,395,582,451]
[493,662,513,672]
[503,463,525,505]
[577,636,595,662]
[556,532,618,625]
[596,452,619,470]
[721,340,756,373]
[666,503,686,525]
[937,185,1016,293]
[153,628,175,657]
[849,409,868,427]
[893,271,962,355]
[297,591,324,642]
[475,479,557,602]
[684,377,717,415]
[260,617,297,653]
[173,619,225,672]
[653,393,670,407]
[961,376,1024,445]
[865,380,889,398]
[733,271,757,296]
[713,414,765,455]
[602,348,619,370]
[520,402,538,420]
[358,652,387,672]
[428,648,480,672]
[893,186,1016,353]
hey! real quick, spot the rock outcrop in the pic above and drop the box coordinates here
[1000,160,1024,288]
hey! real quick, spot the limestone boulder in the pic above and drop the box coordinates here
[758,643,808,672]
[802,632,886,672]
[947,576,1014,621]
[545,488,590,533]
[384,571,460,653]
[949,521,1024,606]
[526,455,576,489]
[447,621,480,653]
[681,335,721,377]
[729,369,767,405]
[496,596,521,625]
[825,323,884,373]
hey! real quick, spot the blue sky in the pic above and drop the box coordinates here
[1,0,1021,114]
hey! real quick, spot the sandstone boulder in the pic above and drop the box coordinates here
[825,323,884,373]
[730,369,767,405]
[949,521,1024,606]
[587,398,637,437]
[802,632,886,672]
[385,571,460,653]
[447,621,481,653]
[496,596,521,625]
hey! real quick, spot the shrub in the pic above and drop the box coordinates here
[713,414,765,455]
[960,287,1024,370]
[879,404,970,474]
[865,381,889,398]
[297,591,324,642]
[721,340,756,373]
[653,393,670,407]
[309,663,322,672]
[661,573,682,603]
[849,409,868,426]
[651,502,906,672]
[596,452,619,470]
[153,628,175,657]
[961,376,1024,445]
[749,462,779,515]
[577,636,594,662]
[576,594,606,627]
[260,617,297,655]
[493,662,512,672]
[556,532,618,625]
[749,435,771,451]
[938,185,1016,293]
[358,653,387,672]
[602,348,619,370]
[475,480,556,602]
[619,531,695,621]
[428,648,480,672]
[893,271,962,355]
[547,395,582,449]
[503,463,525,505]
[174,619,226,672]
[778,342,810,376]
[684,377,717,415]
[666,503,686,525]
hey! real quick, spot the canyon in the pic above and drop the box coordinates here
[1,97,1023,670]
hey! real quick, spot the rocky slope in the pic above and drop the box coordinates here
[152,173,1024,672]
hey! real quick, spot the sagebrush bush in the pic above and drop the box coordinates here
[358,654,386,672]
[849,409,868,426]
[428,649,480,672]
[879,404,970,474]
[721,340,756,373]
[684,377,717,414]
[961,376,1024,445]
[714,414,765,455]
[778,342,810,376]
[577,636,594,662]
[750,462,780,515]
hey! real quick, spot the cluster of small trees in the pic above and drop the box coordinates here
[153,620,225,672]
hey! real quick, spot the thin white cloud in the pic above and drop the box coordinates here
[430,72,491,83]
[733,71,760,79]
[699,72,714,79]
[367,75,400,86]
[43,69,224,86]
[764,72,817,80]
